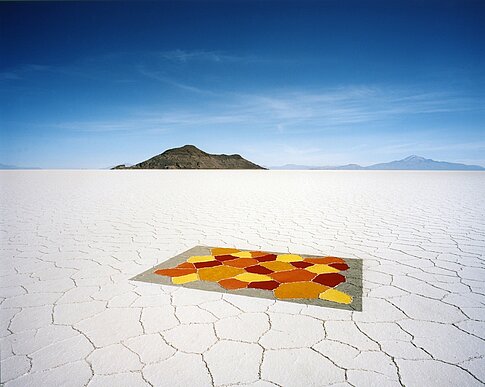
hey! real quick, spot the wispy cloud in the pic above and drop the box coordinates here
[52,117,177,134]
[293,87,470,118]
[217,86,481,134]
[0,72,21,81]
[157,49,247,63]
[53,120,142,133]
[53,85,483,136]
[378,140,485,154]
[137,66,212,94]
[0,64,50,81]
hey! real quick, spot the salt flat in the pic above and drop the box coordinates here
[1,170,484,387]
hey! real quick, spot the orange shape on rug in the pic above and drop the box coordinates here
[259,261,295,272]
[250,251,271,258]
[198,266,244,281]
[274,282,329,299]
[304,257,346,265]
[176,262,195,269]
[218,278,248,290]
[270,269,317,283]
[223,258,259,268]
[155,268,196,277]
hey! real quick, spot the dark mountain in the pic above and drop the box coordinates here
[270,155,484,171]
[112,145,265,170]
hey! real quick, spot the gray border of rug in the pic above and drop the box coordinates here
[131,246,363,311]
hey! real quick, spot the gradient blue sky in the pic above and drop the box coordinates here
[1,0,484,168]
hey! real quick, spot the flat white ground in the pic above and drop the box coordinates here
[1,170,484,387]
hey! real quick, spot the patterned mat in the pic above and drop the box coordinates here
[131,246,362,311]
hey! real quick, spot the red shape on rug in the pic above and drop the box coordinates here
[214,254,238,262]
[246,265,274,275]
[291,261,313,269]
[328,263,349,271]
[248,280,280,290]
[253,254,277,262]
[194,260,222,269]
[312,273,346,287]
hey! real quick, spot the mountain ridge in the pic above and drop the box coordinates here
[270,155,484,171]
[0,163,41,170]
[112,145,265,170]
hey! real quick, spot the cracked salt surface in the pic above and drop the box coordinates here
[0,170,484,386]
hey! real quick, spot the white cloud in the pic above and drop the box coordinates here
[157,49,263,64]
[137,66,209,94]
[53,85,483,138]
[0,64,50,81]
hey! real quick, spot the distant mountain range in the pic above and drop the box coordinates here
[271,155,485,171]
[3,154,483,171]
[0,163,41,170]
[112,145,265,169]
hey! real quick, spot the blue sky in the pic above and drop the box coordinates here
[1,1,484,168]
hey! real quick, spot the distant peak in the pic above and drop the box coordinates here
[402,155,427,162]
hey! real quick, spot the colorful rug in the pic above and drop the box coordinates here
[131,246,362,311]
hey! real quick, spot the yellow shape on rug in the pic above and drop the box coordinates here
[172,273,199,284]
[187,255,215,263]
[276,254,303,262]
[306,264,340,274]
[211,247,240,256]
[231,251,253,258]
[319,288,352,304]
[235,273,272,282]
